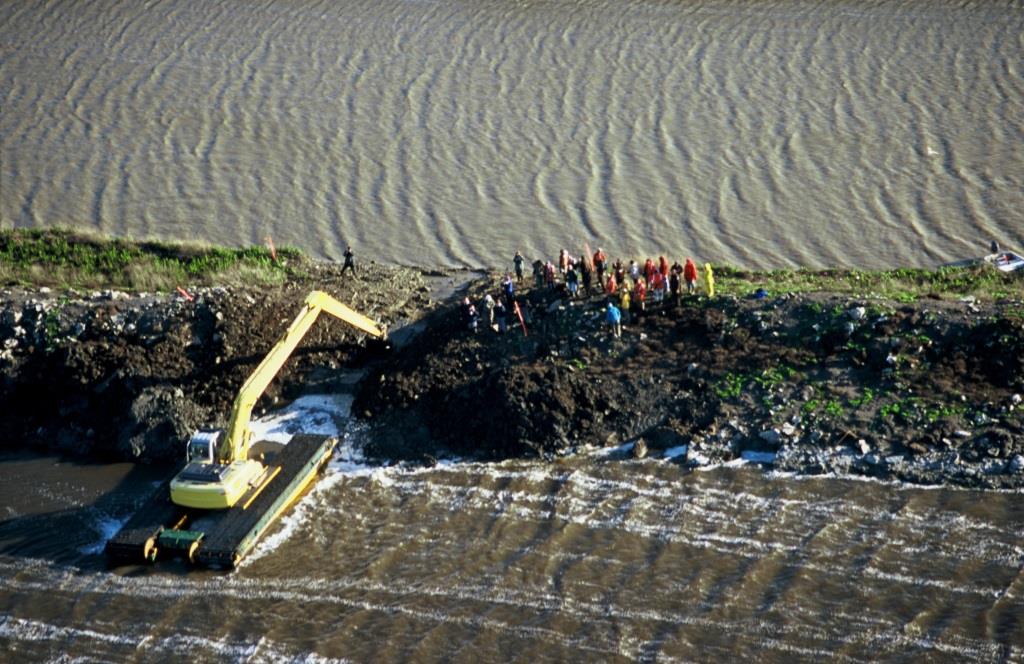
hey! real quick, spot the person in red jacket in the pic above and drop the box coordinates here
[651,270,665,303]
[683,258,699,295]
[658,255,669,279]
[634,277,647,311]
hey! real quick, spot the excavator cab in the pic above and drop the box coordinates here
[186,429,221,464]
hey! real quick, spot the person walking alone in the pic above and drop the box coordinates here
[341,245,357,276]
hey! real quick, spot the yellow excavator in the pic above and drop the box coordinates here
[106,291,386,568]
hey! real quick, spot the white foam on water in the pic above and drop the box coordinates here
[0,573,844,658]
[0,614,138,648]
[765,466,1024,494]
[242,414,477,565]
[0,566,617,657]
[353,466,1024,592]
[688,450,713,467]
[240,460,353,567]
[741,450,778,464]
[0,614,353,663]
[247,394,353,444]
[239,393,393,565]
[365,475,802,558]
[862,566,1005,598]
[588,441,635,457]
[564,439,1023,498]
[78,513,129,555]
[1,557,1010,662]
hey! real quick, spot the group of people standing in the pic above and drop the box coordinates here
[587,248,706,338]
[462,269,522,335]
[526,248,704,303]
[463,246,711,338]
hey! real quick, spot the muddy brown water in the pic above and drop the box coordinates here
[1,407,1022,662]
[1,0,1022,268]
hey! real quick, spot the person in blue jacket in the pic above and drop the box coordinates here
[606,301,622,338]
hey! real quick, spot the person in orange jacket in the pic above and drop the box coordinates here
[593,248,607,289]
[683,258,699,295]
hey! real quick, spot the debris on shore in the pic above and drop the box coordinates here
[2,249,1022,490]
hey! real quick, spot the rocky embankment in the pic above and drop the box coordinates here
[3,263,1023,490]
[353,274,1024,490]
[0,262,430,461]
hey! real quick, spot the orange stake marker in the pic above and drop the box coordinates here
[513,301,528,337]
[176,286,194,301]
[266,236,277,263]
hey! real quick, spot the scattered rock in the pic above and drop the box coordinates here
[1008,455,1024,474]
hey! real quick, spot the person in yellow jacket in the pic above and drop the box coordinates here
[619,287,631,325]
[704,263,715,297]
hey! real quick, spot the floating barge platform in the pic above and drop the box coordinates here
[105,434,335,569]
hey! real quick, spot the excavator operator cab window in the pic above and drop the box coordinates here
[187,429,221,464]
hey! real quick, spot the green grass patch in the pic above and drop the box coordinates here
[753,365,797,390]
[0,228,306,291]
[714,372,746,399]
[709,263,1023,302]
[849,387,877,408]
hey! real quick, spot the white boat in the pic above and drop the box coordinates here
[985,251,1024,272]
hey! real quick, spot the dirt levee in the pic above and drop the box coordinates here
[0,263,429,461]
[2,263,1023,489]
[354,274,1024,489]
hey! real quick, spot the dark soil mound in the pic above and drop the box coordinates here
[0,262,429,461]
[354,274,1024,489]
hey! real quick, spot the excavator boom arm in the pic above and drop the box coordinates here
[221,290,385,462]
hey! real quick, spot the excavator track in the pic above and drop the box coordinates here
[104,479,188,563]
[195,434,335,568]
